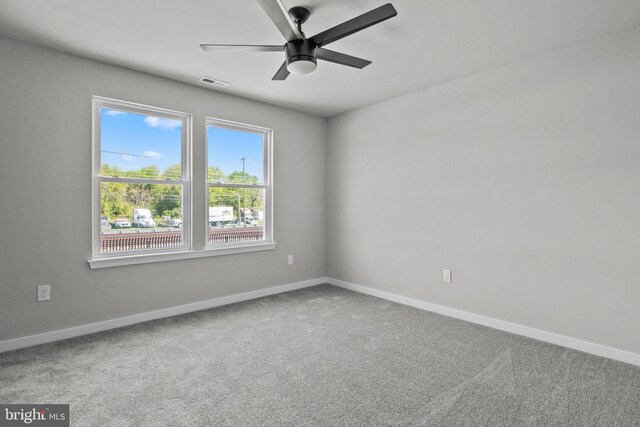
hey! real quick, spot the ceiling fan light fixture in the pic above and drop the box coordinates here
[285,39,317,75]
[286,56,317,74]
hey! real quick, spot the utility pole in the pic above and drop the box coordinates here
[241,157,246,226]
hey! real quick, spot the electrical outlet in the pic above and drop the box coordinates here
[37,284,51,301]
[288,255,294,265]
[443,269,452,283]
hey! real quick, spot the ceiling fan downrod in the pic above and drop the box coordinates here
[288,6,309,39]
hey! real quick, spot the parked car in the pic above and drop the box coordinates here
[112,218,131,228]
[168,218,182,228]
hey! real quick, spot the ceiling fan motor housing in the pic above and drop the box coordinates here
[285,39,317,74]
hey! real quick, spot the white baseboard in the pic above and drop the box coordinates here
[327,277,640,367]
[5,277,638,367]
[0,277,325,354]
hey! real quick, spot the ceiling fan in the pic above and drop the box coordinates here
[200,0,398,80]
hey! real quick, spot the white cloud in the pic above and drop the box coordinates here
[104,109,126,117]
[144,116,181,130]
[121,154,134,163]
[142,151,164,160]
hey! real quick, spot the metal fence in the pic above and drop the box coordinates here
[209,228,264,244]
[100,228,264,253]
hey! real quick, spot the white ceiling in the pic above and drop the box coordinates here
[1,0,639,117]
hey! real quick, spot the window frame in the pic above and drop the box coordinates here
[205,117,274,249]
[91,96,192,260]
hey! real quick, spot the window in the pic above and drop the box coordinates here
[90,98,275,268]
[207,118,272,248]
[92,97,191,259]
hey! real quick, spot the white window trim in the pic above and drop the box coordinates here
[205,117,274,250]
[88,98,277,269]
[90,96,193,262]
[88,243,277,269]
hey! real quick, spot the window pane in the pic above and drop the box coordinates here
[209,187,264,245]
[208,126,264,185]
[100,108,183,180]
[100,182,183,253]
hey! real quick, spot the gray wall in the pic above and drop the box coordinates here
[0,37,326,341]
[327,28,640,354]
[2,25,639,356]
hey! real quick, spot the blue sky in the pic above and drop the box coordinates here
[208,126,264,181]
[101,108,182,174]
[101,108,264,179]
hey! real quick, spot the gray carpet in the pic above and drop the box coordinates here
[1,284,639,426]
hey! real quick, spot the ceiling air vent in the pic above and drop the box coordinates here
[199,76,231,88]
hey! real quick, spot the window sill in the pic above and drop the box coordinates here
[88,242,277,269]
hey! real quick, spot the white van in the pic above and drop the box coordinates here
[133,209,155,228]
[239,208,255,224]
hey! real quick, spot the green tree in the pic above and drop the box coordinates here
[227,171,258,185]
[153,184,182,218]
[138,166,160,179]
[162,163,182,181]
[101,182,130,219]
[208,166,225,183]
[225,171,262,214]
[127,183,154,208]
[101,164,124,178]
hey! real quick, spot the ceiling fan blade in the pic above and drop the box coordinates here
[316,48,372,69]
[310,3,397,48]
[257,0,304,42]
[200,44,284,52]
[272,62,290,80]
